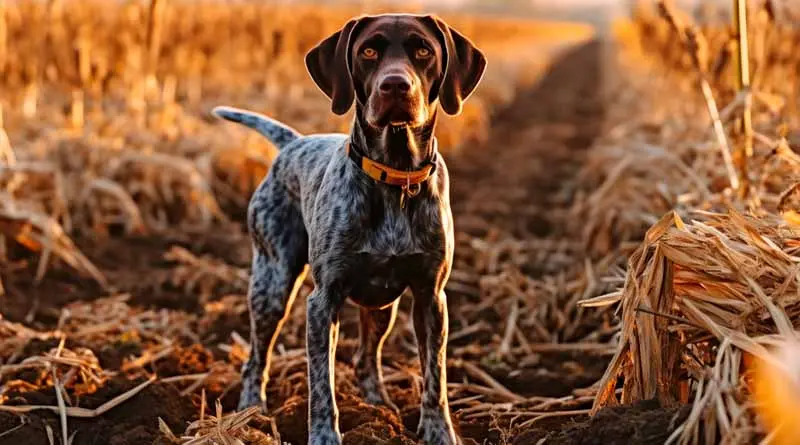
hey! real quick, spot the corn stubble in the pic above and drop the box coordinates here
[584,2,800,443]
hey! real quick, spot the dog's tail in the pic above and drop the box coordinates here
[212,106,301,150]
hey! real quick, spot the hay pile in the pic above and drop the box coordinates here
[587,209,800,443]
[582,2,800,443]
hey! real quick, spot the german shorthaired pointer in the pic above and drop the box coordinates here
[213,13,485,445]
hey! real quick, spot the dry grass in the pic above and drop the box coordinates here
[159,401,275,445]
[580,2,800,443]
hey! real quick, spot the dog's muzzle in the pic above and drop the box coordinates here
[371,71,422,126]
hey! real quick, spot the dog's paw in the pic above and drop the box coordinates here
[355,369,400,413]
[308,427,342,445]
[417,415,460,445]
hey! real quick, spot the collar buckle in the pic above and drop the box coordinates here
[400,177,423,210]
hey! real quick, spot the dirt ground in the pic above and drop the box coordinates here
[0,39,687,445]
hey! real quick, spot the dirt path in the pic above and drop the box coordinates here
[450,39,606,250]
[0,37,685,445]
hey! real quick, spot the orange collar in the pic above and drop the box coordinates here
[345,139,438,188]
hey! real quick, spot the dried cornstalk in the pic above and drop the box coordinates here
[0,105,12,165]
[159,402,274,445]
[732,0,753,175]
[0,0,6,74]
[590,209,800,444]
[0,377,155,417]
[78,178,145,234]
[0,208,107,288]
[70,89,84,130]
[144,0,167,100]
[108,152,226,229]
[658,0,739,192]
[163,245,248,300]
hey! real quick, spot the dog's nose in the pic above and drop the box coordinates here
[379,74,412,96]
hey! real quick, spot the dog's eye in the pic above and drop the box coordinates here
[415,47,431,59]
[361,48,378,60]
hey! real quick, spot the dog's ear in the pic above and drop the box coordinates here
[305,18,365,115]
[425,16,487,116]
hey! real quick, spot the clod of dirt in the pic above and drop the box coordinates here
[275,392,419,445]
[512,399,690,445]
[273,396,309,445]
[0,378,197,445]
[342,422,417,445]
[154,344,215,377]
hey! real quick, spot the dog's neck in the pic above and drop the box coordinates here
[351,107,437,171]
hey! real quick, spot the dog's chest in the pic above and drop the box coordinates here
[345,202,444,307]
[348,252,429,308]
[361,209,421,255]
[360,188,444,251]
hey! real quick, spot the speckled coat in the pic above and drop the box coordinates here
[212,13,485,445]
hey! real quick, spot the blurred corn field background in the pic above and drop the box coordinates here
[4,0,800,444]
[0,0,592,253]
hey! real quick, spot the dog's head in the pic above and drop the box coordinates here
[305,14,486,128]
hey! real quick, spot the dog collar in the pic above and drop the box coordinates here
[345,139,438,208]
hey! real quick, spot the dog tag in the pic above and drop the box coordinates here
[400,180,422,209]
[406,182,422,197]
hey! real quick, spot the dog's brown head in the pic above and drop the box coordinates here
[305,14,486,128]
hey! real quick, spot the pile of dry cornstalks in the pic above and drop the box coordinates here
[581,1,800,443]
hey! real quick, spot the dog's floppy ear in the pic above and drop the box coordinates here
[305,18,364,115]
[426,16,487,116]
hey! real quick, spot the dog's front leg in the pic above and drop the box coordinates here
[306,287,344,445]
[412,287,459,445]
[354,301,400,412]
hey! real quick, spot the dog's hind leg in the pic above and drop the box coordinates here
[239,187,308,411]
[239,251,307,411]
[353,301,399,412]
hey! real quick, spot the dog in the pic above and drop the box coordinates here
[213,13,486,445]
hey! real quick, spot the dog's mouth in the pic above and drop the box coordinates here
[368,100,425,129]
[385,107,415,126]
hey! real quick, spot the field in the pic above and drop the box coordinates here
[2,0,800,444]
